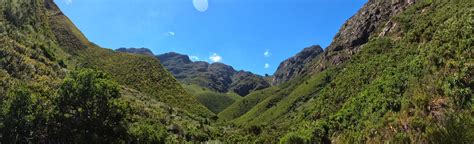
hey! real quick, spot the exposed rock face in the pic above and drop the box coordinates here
[205,63,237,93]
[231,71,271,96]
[116,49,270,96]
[116,48,154,56]
[272,0,417,85]
[312,0,417,70]
[272,45,323,85]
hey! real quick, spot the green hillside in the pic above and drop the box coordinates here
[0,0,218,143]
[1,0,472,143]
[74,47,213,117]
[220,0,473,143]
[182,84,242,113]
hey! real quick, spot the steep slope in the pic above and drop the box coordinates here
[0,0,68,95]
[221,0,417,125]
[272,0,417,85]
[44,0,91,52]
[0,0,224,142]
[43,0,212,117]
[74,48,213,117]
[221,0,474,143]
[272,45,323,85]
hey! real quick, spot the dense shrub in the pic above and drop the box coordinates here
[52,69,127,143]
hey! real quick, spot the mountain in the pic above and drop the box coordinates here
[116,48,154,56]
[220,0,473,143]
[156,52,271,96]
[272,0,418,85]
[221,0,419,123]
[115,49,270,112]
[272,45,323,85]
[0,0,229,142]
[2,0,472,143]
[117,50,271,96]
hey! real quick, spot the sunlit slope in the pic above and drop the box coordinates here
[74,47,214,117]
[42,0,214,117]
[183,84,242,113]
[1,0,217,142]
[221,1,473,143]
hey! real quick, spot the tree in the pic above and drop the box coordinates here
[0,85,49,143]
[53,69,126,143]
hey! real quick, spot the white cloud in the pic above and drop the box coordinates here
[264,49,271,57]
[209,53,222,62]
[167,31,175,36]
[190,56,200,61]
[65,0,72,5]
[264,63,270,69]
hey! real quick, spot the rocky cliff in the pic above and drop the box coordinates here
[272,0,417,85]
[272,45,323,85]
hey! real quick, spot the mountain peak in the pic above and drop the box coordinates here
[116,48,154,56]
[154,52,270,96]
[157,52,192,64]
[272,45,324,85]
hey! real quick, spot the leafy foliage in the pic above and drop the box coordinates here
[53,69,127,143]
[1,85,52,143]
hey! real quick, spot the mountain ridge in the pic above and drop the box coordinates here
[116,48,271,96]
[220,0,473,143]
[272,0,418,85]
[1,0,472,143]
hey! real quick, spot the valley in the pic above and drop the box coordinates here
[0,0,472,143]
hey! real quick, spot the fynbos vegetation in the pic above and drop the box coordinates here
[0,0,472,143]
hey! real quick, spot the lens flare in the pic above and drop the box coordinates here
[193,0,208,12]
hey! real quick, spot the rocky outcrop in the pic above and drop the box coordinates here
[231,71,271,96]
[272,0,417,85]
[312,0,417,69]
[116,48,154,56]
[272,45,323,85]
[204,63,237,93]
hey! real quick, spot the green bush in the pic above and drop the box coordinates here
[0,85,49,143]
[53,69,127,143]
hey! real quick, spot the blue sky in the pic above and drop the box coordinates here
[56,0,366,75]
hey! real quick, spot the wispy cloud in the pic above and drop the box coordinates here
[264,63,270,69]
[264,49,271,57]
[209,53,222,62]
[65,0,72,5]
[190,56,200,61]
